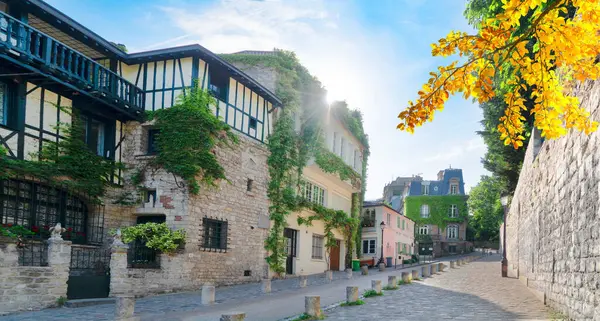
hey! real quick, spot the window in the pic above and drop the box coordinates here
[420,204,429,218]
[300,180,325,206]
[361,209,376,227]
[362,239,376,254]
[397,216,400,228]
[402,243,407,254]
[449,204,458,218]
[333,132,338,155]
[248,117,258,131]
[401,220,405,230]
[447,225,458,239]
[353,149,359,170]
[419,225,429,235]
[147,129,159,155]
[0,82,7,126]
[340,137,346,159]
[450,184,459,195]
[312,234,324,259]
[247,179,253,192]
[202,217,228,252]
[143,189,157,207]
[421,184,429,195]
[386,213,391,226]
[81,115,111,158]
[208,67,229,102]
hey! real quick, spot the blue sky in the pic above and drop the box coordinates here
[46,0,488,199]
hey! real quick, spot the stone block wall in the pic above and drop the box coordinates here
[0,239,71,314]
[106,121,271,297]
[506,79,600,320]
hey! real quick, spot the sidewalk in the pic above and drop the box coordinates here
[0,254,474,321]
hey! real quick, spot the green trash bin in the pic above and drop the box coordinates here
[352,259,360,271]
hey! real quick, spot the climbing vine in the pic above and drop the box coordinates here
[0,109,121,202]
[404,195,468,230]
[222,50,369,274]
[143,84,238,195]
[114,222,186,254]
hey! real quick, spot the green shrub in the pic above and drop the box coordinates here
[114,223,185,254]
[56,296,67,307]
[363,289,383,298]
[0,224,35,238]
[383,285,398,290]
[397,279,412,285]
[402,259,412,264]
[290,313,325,321]
[340,299,365,306]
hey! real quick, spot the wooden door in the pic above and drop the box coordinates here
[329,240,341,271]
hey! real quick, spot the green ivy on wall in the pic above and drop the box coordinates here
[404,195,468,229]
[222,50,369,274]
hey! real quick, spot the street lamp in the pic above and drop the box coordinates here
[378,221,386,266]
[500,193,509,277]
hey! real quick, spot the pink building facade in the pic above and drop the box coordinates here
[360,201,415,266]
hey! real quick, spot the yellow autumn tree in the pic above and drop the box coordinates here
[397,0,600,148]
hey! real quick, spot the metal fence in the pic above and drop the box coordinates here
[127,241,160,269]
[18,236,48,266]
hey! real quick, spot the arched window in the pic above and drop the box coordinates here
[420,204,429,218]
[419,225,429,235]
[447,225,459,240]
[0,179,90,244]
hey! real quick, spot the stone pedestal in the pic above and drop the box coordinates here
[201,285,215,305]
[411,270,419,279]
[371,280,382,294]
[325,270,333,282]
[261,278,271,293]
[438,262,445,272]
[110,243,130,297]
[422,266,430,277]
[305,296,322,318]
[431,264,438,274]
[115,296,137,321]
[401,272,411,283]
[361,265,368,275]
[450,261,456,268]
[299,275,307,288]
[345,268,353,279]
[378,262,385,272]
[220,312,246,321]
[387,275,397,288]
[346,286,358,303]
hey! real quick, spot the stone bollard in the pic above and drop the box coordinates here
[431,264,438,274]
[422,266,431,278]
[299,275,308,288]
[346,286,359,303]
[438,262,445,272]
[325,270,333,282]
[305,296,322,318]
[402,272,411,283]
[261,278,271,294]
[456,259,461,266]
[115,296,138,321]
[201,285,216,305]
[371,280,382,294]
[345,268,353,279]
[378,262,385,272]
[361,265,369,275]
[450,260,456,268]
[411,269,419,280]
[220,312,246,321]
[388,275,397,288]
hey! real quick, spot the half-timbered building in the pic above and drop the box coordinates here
[0,0,280,312]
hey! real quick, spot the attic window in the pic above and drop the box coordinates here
[249,117,258,131]
[208,66,229,102]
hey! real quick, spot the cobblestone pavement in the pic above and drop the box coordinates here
[324,254,550,321]
[0,257,438,320]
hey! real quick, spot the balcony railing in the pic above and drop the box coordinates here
[0,12,144,112]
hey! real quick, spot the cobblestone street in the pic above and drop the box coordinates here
[325,254,550,321]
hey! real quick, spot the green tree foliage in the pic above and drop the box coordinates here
[467,175,504,242]
[464,0,535,193]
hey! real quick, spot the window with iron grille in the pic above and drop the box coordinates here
[311,234,324,259]
[202,217,228,252]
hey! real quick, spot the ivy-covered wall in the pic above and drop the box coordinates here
[404,195,468,229]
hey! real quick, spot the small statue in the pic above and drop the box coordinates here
[112,228,124,246]
[49,223,66,240]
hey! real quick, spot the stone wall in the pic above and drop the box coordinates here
[106,121,271,296]
[0,239,71,314]
[506,79,600,320]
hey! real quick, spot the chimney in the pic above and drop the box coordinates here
[437,170,444,181]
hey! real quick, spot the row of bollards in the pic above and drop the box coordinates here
[114,256,479,320]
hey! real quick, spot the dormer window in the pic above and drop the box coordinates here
[421,184,429,195]
[450,184,458,194]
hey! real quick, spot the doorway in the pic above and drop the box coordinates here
[329,240,341,271]
[283,228,297,275]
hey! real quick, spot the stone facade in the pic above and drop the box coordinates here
[103,121,271,296]
[506,80,600,320]
[0,238,71,314]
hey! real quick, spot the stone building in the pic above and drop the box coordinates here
[0,0,281,312]
[403,169,470,257]
[226,50,367,276]
[360,201,415,266]
[382,175,422,213]
[505,79,600,320]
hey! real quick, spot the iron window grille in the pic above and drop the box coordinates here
[127,240,160,269]
[70,246,111,272]
[311,234,324,259]
[18,235,48,266]
[201,217,228,253]
[147,129,160,155]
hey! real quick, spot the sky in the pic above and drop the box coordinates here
[46,0,489,199]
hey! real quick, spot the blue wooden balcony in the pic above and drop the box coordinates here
[0,11,144,116]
